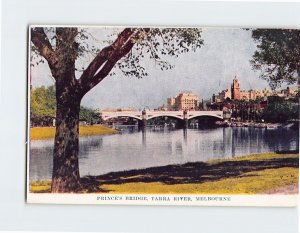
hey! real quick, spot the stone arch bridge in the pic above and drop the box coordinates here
[100,110,223,128]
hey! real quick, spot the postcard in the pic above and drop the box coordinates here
[27,26,299,206]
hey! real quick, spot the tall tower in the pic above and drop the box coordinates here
[231,75,241,100]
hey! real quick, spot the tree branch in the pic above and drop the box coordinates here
[31,27,57,70]
[56,27,79,51]
[81,35,136,94]
[80,28,135,81]
[79,28,137,92]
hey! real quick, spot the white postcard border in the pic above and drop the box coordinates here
[27,193,298,207]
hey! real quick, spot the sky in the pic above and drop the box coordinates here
[31,27,273,110]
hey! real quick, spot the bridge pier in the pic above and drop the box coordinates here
[183,110,188,129]
[142,119,147,128]
[183,128,187,142]
[183,119,188,129]
[142,127,146,146]
[139,109,147,129]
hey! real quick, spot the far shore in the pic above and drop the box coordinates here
[216,120,298,130]
[30,125,119,140]
[30,152,299,194]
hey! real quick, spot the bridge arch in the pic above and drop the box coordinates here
[147,114,184,121]
[188,114,223,121]
[103,115,142,122]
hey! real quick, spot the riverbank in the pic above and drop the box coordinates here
[30,152,299,194]
[216,121,297,129]
[30,125,119,140]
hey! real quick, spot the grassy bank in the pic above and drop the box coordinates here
[30,152,299,194]
[30,125,118,140]
[100,167,298,194]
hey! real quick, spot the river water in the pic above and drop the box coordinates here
[29,126,299,181]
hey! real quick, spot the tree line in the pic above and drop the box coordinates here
[261,96,299,123]
[212,96,299,123]
[31,85,100,126]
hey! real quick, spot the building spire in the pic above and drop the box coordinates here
[231,74,241,100]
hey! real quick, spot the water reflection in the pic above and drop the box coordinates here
[142,128,146,147]
[29,127,299,181]
[183,128,187,144]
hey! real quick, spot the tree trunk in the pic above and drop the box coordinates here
[51,93,82,193]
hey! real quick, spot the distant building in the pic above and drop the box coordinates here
[156,104,168,111]
[164,91,200,111]
[213,89,231,103]
[231,75,241,100]
[276,86,298,99]
[212,75,297,103]
[176,92,200,110]
[256,88,273,100]
[167,97,177,110]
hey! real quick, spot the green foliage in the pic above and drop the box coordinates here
[79,106,101,124]
[31,85,100,126]
[116,28,203,79]
[262,100,299,123]
[31,85,56,125]
[251,29,300,89]
[33,27,203,80]
[267,95,284,104]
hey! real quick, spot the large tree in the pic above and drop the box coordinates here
[251,29,300,89]
[31,27,203,193]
